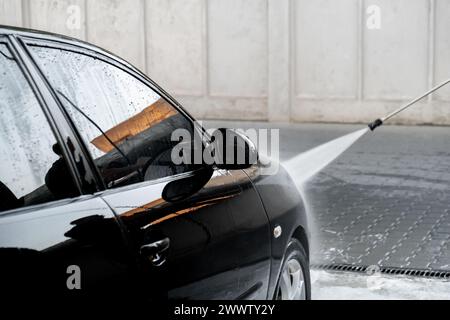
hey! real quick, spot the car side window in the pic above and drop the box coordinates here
[0,43,79,212]
[30,45,198,189]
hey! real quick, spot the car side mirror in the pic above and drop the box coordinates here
[211,128,258,170]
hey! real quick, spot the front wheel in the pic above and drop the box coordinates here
[274,238,311,300]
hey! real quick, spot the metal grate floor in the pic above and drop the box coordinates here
[312,263,450,279]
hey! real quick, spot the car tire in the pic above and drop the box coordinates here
[274,238,311,300]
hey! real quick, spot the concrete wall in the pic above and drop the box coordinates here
[1,0,449,125]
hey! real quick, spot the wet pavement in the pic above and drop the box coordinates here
[204,121,450,272]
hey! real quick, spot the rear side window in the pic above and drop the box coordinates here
[30,45,198,189]
[0,43,79,212]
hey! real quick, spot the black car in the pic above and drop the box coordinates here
[0,26,310,301]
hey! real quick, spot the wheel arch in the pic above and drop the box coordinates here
[291,225,309,259]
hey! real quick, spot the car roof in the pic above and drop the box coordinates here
[0,25,75,39]
[0,25,142,78]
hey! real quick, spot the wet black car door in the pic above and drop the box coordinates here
[24,38,271,300]
[100,168,241,299]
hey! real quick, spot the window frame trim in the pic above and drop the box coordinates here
[17,37,109,192]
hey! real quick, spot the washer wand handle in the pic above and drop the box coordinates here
[368,77,450,131]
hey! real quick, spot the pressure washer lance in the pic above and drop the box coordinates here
[368,77,450,131]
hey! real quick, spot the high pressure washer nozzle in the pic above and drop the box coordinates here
[368,118,383,131]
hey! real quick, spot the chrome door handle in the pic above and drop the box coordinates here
[140,237,170,267]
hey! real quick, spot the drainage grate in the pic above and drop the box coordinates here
[312,263,450,279]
